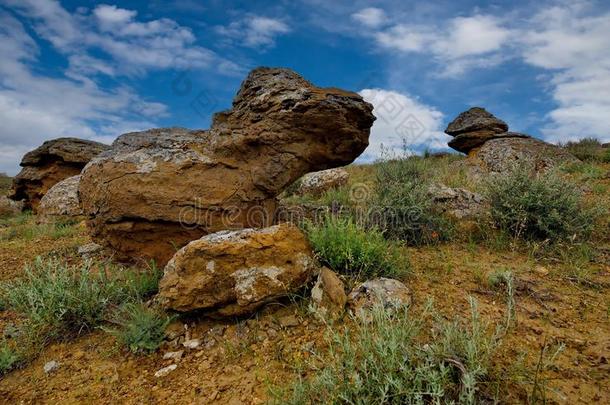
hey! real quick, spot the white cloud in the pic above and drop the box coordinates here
[352,7,387,28]
[375,25,431,52]
[433,15,510,59]
[358,89,448,161]
[520,4,610,142]
[6,0,241,76]
[216,16,290,48]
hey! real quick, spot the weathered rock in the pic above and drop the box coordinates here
[37,175,82,223]
[448,131,529,154]
[310,267,347,320]
[348,278,411,318]
[468,136,579,174]
[0,196,23,218]
[10,138,109,212]
[158,223,318,316]
[43,360,60,374]
[80,67,375,265]
[296,168,349,196]
[445,107,508,137]
[427,183,488,220]
[154,364,177,378]
[77,242,106,260]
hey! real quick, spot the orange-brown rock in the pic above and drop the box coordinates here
[79,67,375,265]
[10,138,109,211]
[158,223,318,316]
[310,267,347,321]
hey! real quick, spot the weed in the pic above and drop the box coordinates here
[486,165,598,244]
[105,303,172,354]
[0,340,20,375]
[271,298,501,404]
[305,216,409,279]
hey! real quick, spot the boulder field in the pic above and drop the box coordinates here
[9,138,109,212]
[79,67,375,265]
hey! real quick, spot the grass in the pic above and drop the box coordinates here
[373,156,454,245]
[305,216,409,279]
[271,298,502,404]
[0,340,20,375]
[485,165,598,244]
[105,303,172,353]
[0,214,79,241]
[0,258,163,347]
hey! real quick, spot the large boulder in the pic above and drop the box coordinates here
[446,108,579,173]
[79,67,375,265]
[10,138,109,211]
[38,175,82,223]
[158,223,318,316]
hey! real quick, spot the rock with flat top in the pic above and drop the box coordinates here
[158,223,318,316]
[10,138,109,211]
[79,67,375,265]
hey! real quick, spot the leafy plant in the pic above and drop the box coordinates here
[105,303,171,353]
[0,340,20,375]
[486,166,597,243]
[272,298,501,404]
[305,216,409,279]
[374,156,453,245]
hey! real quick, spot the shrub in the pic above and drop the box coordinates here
[272,298,500,404]
[0,341,20,375]
[486,166,597,243]
[305,216,408,279]
[562,138,603,162]
[603,147,610,163]
[105,303,171,353]
[0,258,163,345]
[374,156,453,245]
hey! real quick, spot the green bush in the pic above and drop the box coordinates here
[486,166,597,243]
[562,138,603,162]
[305,216,408,279]
[272,298,500,404]
[0,340,20,375]
[0,258,163,345]
[105,303,171,353]
[603,147,610,163]
[374,157,453,245]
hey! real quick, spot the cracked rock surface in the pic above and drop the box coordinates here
[79,67,375,265]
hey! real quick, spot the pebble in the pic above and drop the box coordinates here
[278,315,300,328]
[163,350,184,361]
[183,339,201,349]
[154,364,177,378]
[43,360,59,374]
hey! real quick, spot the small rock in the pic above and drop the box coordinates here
[182,339,201,349]
[162,351,184,361]
[310,267,347,321]
[154,364,177,377]
[77,242,105,260]
[278,314,300,328]
[348,278,412,320]
[535,265,549,276]
[296,168,349,196]
[44,360,60,374]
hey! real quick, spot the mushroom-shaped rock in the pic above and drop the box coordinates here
[10,138,109,211]
[445,107,510,154]
[38,175,83,223]
[79,67,375,265]
[158,223,318,316]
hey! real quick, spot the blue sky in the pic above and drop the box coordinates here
[1,0,609,174]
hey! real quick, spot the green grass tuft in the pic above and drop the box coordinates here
[105,303,172,354]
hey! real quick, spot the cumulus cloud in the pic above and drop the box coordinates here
[351,7,387,28]
[520,4,610,142]
[358,89,448,161]
[216,16,290,48]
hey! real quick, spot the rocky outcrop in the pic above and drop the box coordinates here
[38,175,82,223]
[446,107,578,173]
[427,183,488,220]
[296,168,349,196]
[310,267,347,320]
[10,138,109,211]
[0,196,23,218]
[348,278,412,320]
[79,67,375,265]
[158,223,318,316]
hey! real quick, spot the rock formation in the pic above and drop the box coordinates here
[38,175,83,223]
[0,196,23,218]
[10,138,109,211]
[446,107,578,173]
[158,223,318,316]
[79,67,375,265]
[296,168,349,196]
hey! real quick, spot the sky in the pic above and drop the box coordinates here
[1,0,609,175]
